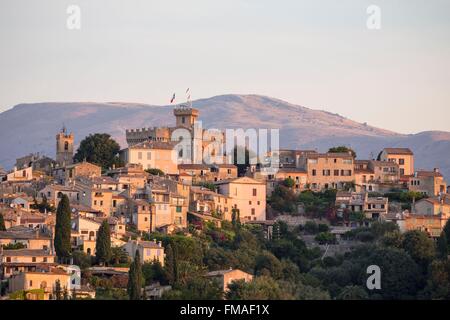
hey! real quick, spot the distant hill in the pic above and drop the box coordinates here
[1,94,449,179]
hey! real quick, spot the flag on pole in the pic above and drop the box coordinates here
[170,93,176,104]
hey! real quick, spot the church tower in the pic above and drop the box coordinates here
[56,127,74,167]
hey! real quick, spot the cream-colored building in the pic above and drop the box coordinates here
[6,166,33,182]
[409,169,447,197]
[297,152,355,191]
[206,269,253,293]
[71,216,101,255]
[215,177,266,222]
[414,196,450,216]
[0,248,56,279]
[39,185,80,208]
[123,239,165,266]
[53,161,101,185]
[131,199,155,233]
[0,227,52,250]
[121,141,178,175]
[379,148,414,177]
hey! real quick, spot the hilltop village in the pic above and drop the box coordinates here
[0,104,449,300]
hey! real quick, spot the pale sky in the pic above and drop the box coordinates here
[0,0,449,134]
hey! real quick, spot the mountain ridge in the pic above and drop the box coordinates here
[0,94,449,179]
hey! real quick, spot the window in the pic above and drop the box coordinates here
[334,170,340,176]
[29,280,33,287]
[252,188,257,196]
[182,116,186,124]
[176,206,182,213]
[138,152,142,160]
[399,159,405,165]
[227,169,231,174]
[43,257,48,262]
[251,208,255,215]
[6,257,11,263]
[400,169,405,175]
[312,169,317,176]
[323,170,331,176]
[257,201,260,205]
[64,141,69,151]
[144,217,148,222]
[113,200,117,208]
[32,257,36,262]
[147,152,151,160]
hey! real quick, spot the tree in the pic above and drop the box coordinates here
[401,230,435,268]
[437,231,448,260]
[283,178,295,188]
[231,207,241,228]
[73,133,123,170]
[328,146,356,158]
[145,168,165,176]
[127,250,143,300]
[337,286,368,300]
[54,195,72,261]
[54,280,62,300]
[95,220,112,265]
[110,246,129,266]
[226,276,289,300]
[443,220,450,246]
[165,244,177,285]
[254,251,283,279]
[0,213,6,231]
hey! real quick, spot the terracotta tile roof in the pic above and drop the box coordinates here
[383,148,413,155]
[2,249,53,257]
[0,227,52,240]
[415,170,443,178]
[178,164,210,170]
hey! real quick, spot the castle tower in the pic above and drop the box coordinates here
[173,105,199,128]
[56,127,74,167]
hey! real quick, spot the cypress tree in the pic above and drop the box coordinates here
[0,213,6,231]
[54,195,72,262]
[127,249,143,300]
[165,243,177,285]
[95,220,112,265]
[437,231,448,260]
[444,220,450,246]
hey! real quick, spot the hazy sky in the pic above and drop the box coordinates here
[0,0,449,134]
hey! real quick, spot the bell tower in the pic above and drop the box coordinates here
[56,126,74,167]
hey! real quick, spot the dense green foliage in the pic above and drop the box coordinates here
[328,146,356,158]
[145,168,165,176]
[54,195,72,260]
[74,133,123,170]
